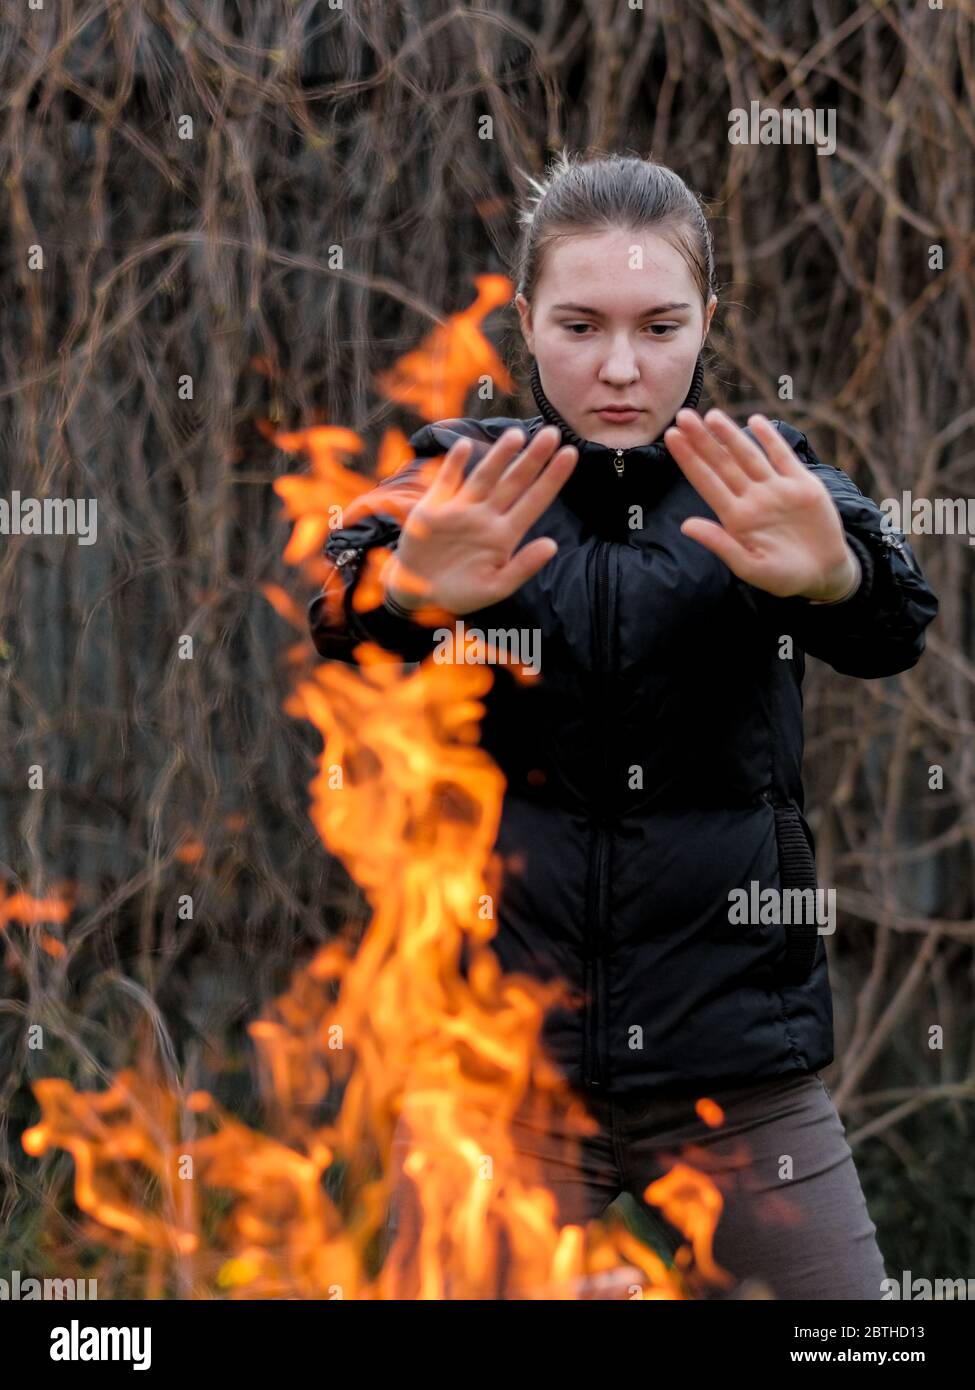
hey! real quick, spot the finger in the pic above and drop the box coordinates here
[491,428,572,513]
[504,446,579,534]
[424,437,471,508]
[458,425,562,504]
[701,408,778,483]
[664,418,739,515]
[746,414,807,478]
[669,409,752,495]
[680,517,755,573]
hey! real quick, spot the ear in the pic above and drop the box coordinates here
[514,292,534,354]
[702,293,717,340]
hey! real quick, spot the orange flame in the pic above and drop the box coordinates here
[695,1097,725,1128]
[1,883,74,929]
[374,275,514,420]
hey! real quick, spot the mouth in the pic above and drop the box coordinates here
[596,407,643,422]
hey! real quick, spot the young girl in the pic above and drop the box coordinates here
[309,152,939,1299]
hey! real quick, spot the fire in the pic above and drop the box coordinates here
[374,275,515,420]
[23,1070,199,1257]
[2,881,74,968]
[696,1096,725,1128]
[21,277,747,1300]
[1,882,74,930]
[643,1165,732,1291]
[267,426,367,568]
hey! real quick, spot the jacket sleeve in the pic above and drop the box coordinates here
[307,425,457,665]
[740,422,939,679]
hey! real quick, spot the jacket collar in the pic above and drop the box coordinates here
[526,354,705,529]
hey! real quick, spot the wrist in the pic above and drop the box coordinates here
[804,545,862,605]
[382,559,425,616]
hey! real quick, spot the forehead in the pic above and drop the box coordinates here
[535,227,694,300]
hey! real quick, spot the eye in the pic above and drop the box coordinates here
[560,322,679,337]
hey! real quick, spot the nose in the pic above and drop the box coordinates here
[598,335,641,384]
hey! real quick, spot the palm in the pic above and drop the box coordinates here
[399,508,527,613]
[663,409,854,600]
[386,425,578,616]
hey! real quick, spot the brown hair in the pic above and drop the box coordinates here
[508,148,718,376]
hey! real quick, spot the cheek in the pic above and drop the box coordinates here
[561,353,594,382]
[642,339,699,376]
[541,340,591,386]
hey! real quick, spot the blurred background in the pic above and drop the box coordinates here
[1,0,973,1286]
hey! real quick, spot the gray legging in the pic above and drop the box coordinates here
[381,1070,889,1299]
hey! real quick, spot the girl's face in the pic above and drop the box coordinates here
[516,227,717,449]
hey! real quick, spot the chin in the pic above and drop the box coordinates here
[588,416,660,447]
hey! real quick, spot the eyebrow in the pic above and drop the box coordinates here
[550,301,693,316]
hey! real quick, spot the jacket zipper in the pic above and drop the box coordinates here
[584,540,614,1088]
[582,448,632,1086]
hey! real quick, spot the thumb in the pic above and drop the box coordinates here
[495,536,559,596]
[680,518,752,574]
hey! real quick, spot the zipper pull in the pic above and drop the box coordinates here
[878,527,923,576]
[613,449,625,478]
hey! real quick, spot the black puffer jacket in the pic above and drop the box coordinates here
[308,368,939,1096]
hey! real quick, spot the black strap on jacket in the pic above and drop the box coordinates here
[772,802,821,985]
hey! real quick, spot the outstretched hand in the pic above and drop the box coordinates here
[663,408,859,602]
[383,424,578,617]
